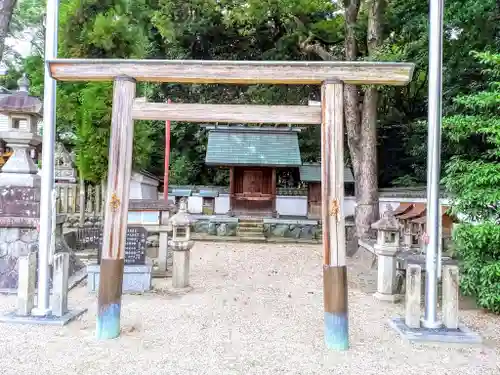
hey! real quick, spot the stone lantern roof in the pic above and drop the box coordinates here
[169,199,194,227]
[0,75,42,115]
[371,205,400,231]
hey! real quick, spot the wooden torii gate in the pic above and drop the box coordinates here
[47,59,414,349]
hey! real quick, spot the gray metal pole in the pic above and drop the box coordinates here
[422,0,444,329]
[32,0,59,316]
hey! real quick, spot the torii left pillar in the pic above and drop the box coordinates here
[96,76,136,339]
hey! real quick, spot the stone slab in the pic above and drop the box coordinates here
[87,264,152,293]
[263,218,319,225]
[389,317,482,345]
[0,308,87,326]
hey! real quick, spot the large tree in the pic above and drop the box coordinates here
[296,0,385,239]
[54,0,157,183]
[0,0,17,62]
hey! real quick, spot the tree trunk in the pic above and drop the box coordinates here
[301,0,383,239]
[355,0,384,238]
[0,0,17,62]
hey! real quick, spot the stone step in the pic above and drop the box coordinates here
[238,226,263,233]
[238,231,264,238]
[238,221,263,226]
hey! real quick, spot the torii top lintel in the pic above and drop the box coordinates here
[47,59,414,86]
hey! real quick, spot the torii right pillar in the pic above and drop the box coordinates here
[321,80,348,350]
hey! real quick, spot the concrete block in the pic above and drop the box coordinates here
[405,264,421,328]
[87,264,152,293]
[17,251,36,316]
[442,265,459,329]
[52,253,69,317]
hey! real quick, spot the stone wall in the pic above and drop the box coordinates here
[191,218,238,237]
[0,227,38,289]
[263,220,321,241]
[0,221,84,291]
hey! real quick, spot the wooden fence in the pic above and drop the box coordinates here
[55,182,104,217]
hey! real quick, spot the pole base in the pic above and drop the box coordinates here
[389,317,482,346]
[0,309,87,326]
[324,312,349,351]
[96,304,121,339]
[421,317,443,329]
[31,307,52,317]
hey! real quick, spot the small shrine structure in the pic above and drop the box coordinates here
[204,125,302,217]
[299,162,354,219]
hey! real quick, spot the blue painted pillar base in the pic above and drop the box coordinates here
[323,264,349,351]
[96,303,121,339]
[324,312,349,350]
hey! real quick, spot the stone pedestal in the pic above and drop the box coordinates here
[172,249,190,288]
[87,264,152,293]
[0,186,40,291]
[373,246,400,302]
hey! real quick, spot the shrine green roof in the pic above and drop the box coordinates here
[299,163,355,183]
[205,127,302,167]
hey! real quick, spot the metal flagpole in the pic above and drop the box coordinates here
[422,0,444,329]
[32,0,59,316]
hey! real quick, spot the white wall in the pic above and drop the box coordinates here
[188,196,203,214]
[129,171,159,200]
[214,194,230,214]
[276,196,308,217]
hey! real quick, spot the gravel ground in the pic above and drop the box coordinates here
[0,242,499,375]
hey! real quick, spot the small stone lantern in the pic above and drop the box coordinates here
[372,205,401,302]
[168,198,194,288]
[0,74,42,187]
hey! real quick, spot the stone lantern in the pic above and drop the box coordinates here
[372,205,401,302]
[0,75,42,291]
[168,198,195,288]
[0,74,42,187]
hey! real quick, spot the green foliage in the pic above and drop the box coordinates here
[9,0,499,190]
[443,52,500,313]
[381,0,499,186]
[55,0,156,182]
[453,223,500,313]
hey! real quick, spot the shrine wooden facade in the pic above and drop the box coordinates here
[299,163,355,219]
[205,126,302,217]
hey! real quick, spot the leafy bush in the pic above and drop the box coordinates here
[453,223,500,313]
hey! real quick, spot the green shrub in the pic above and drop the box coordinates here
[443,51,500,313]
[453,223,500,313]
